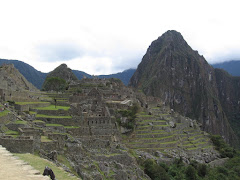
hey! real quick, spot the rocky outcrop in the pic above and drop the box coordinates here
[129,30,239,146]
[44,63,78,84]
[0,64,37,91]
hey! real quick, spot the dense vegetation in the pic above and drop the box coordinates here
[117,103,140,130]
[137,135,240,180]
[42,77,67,92]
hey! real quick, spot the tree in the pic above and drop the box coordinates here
[42,77,67,92]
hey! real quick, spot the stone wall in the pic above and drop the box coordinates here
[35,109,69,116]
[19,127,41,150]
[48,133,67,149]
[6,123,26,131]
[0,136,34,153]
[37,117,79,126]
[15,102,50,111]
[40,141,58,152]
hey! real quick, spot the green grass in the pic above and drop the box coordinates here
[46,123,64,127]
[137,120,166,124]
[0,110,9,117]
[33,120,45,123]
[15,101,49,105]
[35,105,70,111]
[64,126,80,129]
[29,111,37,115]
[5,130,19,135]
[57,154,79,177]
[15,120,27,124]
[137,114,153,117]
[41,136,52,142]
[36,114,72,118]
[14,153,80,180]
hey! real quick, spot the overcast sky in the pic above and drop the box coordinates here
[0,0,239,75]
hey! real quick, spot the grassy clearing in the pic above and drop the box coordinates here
[15,101,49,105]
[36,114,72,118]
[41,136,52,142]
[0,110,9,117]
[14,153,80,180]
[35,105,70,111]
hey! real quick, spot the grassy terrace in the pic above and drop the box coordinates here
[15,101,49,105]
[139,124,169,128]
[5,130,19,138]
[15,120,27,124]
[41,136,52,142]
[137,120,166,124]
[36,114,72,118]
[0,110,9,117]
[14,153,80,180]
[35,105,70,111]
[46,123,64,127]
[129,135,175,142]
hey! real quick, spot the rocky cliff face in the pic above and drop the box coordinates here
[215,69,240,140]
[0,64,37,91]
[129,30,238,146]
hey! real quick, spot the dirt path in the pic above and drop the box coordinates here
[0,145,50,180]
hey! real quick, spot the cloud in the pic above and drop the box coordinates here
[0,0,240,74]
[35,42,84,62]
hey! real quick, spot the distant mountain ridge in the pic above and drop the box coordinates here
[212,60,240,76]
[0,59,136,89]
[0,59,47,89]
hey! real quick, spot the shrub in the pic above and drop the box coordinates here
[143,159,170,180]
[197,163,207,177]
[185,165,197,180]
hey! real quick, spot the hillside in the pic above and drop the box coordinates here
[212,60,240,76]
[0,59,47,89]
[98,68,136,85]
[129,30,239,146]
[0,59,135,89]
[0,64,37,91]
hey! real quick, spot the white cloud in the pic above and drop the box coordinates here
[0,0,240,73]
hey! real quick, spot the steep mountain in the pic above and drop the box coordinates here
[0,59,47,89]
[98,68,136,85]
[42,64,78,90]
[129,30,239,146]
[212,60,240,76]
[45,63,78,82]
[0,64,37,91]
[214,69,240,140]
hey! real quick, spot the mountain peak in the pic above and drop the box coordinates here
[44,63,78,84]
[147,30,189,55]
